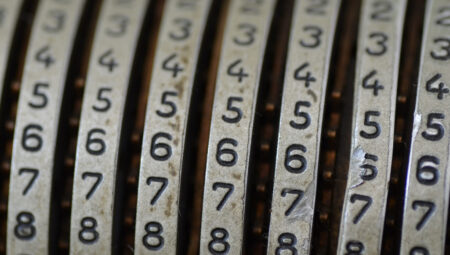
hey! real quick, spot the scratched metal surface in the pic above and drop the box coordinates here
[0,0,447,254]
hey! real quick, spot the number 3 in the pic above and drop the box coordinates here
[300,25,322,48]
[365,32,388,56]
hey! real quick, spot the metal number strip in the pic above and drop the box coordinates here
[69,0,149,253]
[266,0,340,254]
[400,0,450,254]
[134,0,212,253]
[0,0,23,111]
[6,0,86,253]
[199,0,276,253]
[337,0,406,253]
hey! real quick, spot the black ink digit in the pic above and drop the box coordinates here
[300,25,322,48]
[86,128,106,155]
[143,221,164,250]
[359,153,378,181]
[28,82,49,109]
[150,132,173,161]
[146,177,168,205]
[212,182,234,211]
[216,138,238,167]
[362,70,384,96]
[169,18,192,41]
[371,2,392,21]
[436,7,450,27]
[360,111,381,139]
[106,14,129,37]
[425,73,449,100]
[208,228,230,254]
[43,9,65,33]
[35,45,55,68]
[22,124,43,152]
[162,53,184,78]
[345,240,364,254]
[222,97,243,124]
[421,113,445,141]
[227,59,249,83]
[365,32,388,56]
[81,172,103,200]
[430,38,450,61]
[416,155,439,185]
[156,91,178,118]
[92,88,112,112]
[233,23,256,46]
[14,211,36,240]
[284,144,307,174]
[281,188,304,216]
[293,63,316,87]
[412,200,435,230]
[98,49,118,72]
[275,233,298,255]
[18,168,39,195]
[350,194,372,224]
[79,217,99,244]
[306,0,328,15]
[289,101,311,130]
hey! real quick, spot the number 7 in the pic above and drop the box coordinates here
[281,188,304,216]
[18,168,39,195]
[82,172,103,200]
[412,200,435,230]
[147,177,168,205]
[212,182,234,211]
[350,194,372,224]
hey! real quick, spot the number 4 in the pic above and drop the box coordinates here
[362,70,384,96]
[162,53,184,78]
[293,62,316,87]
[227,59,249,83]
[98,49,118,72]
[426,73,449,100]
[35,45,55,68]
